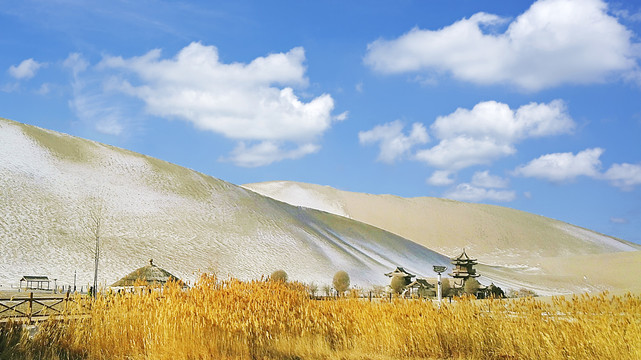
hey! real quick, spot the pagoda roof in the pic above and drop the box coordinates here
[451,249,477,263]
[111,259,184,287]
[384,267,416,278]
[449,272,480,278]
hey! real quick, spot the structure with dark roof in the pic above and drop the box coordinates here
[20,276,50,290]
[406,278,436,298]
[384,267,416,280]
[449,249,480,288]
[111,259,184,287]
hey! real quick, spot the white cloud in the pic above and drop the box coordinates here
[603,162,641,190]
[36,83,51,95]
[415,100,574,171]
[610,217,629,224]
[427,170,454,186]
[98,42,337,166]
[471,170,509,188]
[8,58,46,80]
[444,183,516,202]
[64,53,126,136]
[365,0,638,91]
[359,120,428,163]
[415,136,515,170]
[514,148,604,182]
[63,53,88,75]
[224,141,319,168]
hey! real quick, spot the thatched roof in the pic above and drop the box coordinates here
[111,259,182,287]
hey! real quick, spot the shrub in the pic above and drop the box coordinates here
[441,278,452,297]
[332,271,350,295]
[463,278,480,296]
[390,275,408,294]
[270,269,288,282]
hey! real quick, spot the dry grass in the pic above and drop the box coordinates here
[5,275,641,359]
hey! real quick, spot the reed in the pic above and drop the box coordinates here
[7,275,641,359]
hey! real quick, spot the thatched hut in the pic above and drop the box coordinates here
[111,259,184,288]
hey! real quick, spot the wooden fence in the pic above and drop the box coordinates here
[0,292,81,322]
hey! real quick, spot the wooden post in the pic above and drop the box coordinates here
[28,292,33,322]
[65,290,70,314]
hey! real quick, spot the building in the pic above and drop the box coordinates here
[449,249,480,288]
[111,259,185,288]
[406,278,435,298]
[384,267,416,282]
[20,276,50,291]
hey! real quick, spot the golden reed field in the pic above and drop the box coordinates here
[2,275,641,360]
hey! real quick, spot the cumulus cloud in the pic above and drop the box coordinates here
[444,183,516,202]
[359,120,428,163]
[415,100,574,171]
[513,148,604,182]
[427,170,454,186]
[8,58,46,79]
[365,0,638,91]
[471,170,509,188]
[603,162,641,190]
[97,42,336,166]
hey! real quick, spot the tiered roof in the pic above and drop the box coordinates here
[449,249,480,279]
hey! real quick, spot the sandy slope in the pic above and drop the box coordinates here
[0,118,450,289]
[243,181,639,261]
[243,181,641,294]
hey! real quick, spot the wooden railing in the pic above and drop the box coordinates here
[0,292,80,322]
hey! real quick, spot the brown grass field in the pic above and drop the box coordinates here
[2,275,640,360]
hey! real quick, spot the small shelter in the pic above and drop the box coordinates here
[449,249,480,288]
[385,267,416,281]
[20,276,50,290]
[406,278,435,298]
[111,259,184,288]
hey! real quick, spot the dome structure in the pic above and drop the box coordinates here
[111,259,183,287]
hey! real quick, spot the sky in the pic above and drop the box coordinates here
[1,0,641,244]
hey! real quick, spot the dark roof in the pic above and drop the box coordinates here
[111,259,183,287]
[407,278,435,289]
[21,276,49,282]
[385,267,416,278]
[451,249,477,263]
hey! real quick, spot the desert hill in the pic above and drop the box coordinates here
[3,117,639,296]
[243,181,639,262]
[243,181,641,294]
[0,117,450,289]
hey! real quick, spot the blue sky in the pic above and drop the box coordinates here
[2,0,641,244]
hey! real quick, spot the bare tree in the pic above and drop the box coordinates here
[86,196,106,298]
